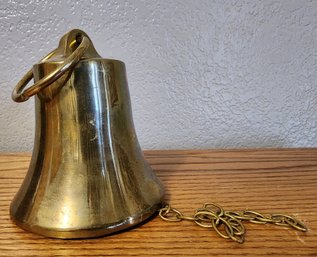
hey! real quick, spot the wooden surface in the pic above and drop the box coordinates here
[0,149,317,256]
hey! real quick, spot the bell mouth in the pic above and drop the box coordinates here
[10,201,164,239]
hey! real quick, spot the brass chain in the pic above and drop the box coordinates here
[158,203,307,243]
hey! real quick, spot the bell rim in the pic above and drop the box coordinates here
[10,201,164,239]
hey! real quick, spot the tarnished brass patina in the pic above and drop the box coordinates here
[159,203,307,243]
[10,29,164,238]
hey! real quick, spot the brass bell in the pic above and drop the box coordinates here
[10,29,164,238]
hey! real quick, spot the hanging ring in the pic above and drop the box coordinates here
[12,35,90,102]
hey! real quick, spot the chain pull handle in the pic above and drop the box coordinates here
[159,203,307,244]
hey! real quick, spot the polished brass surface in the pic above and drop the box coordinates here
[10,29,164,238]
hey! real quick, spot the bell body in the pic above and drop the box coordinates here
[10,58,164,238]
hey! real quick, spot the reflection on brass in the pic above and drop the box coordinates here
[10,29,164,238]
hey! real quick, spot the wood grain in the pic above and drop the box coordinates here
[0,149,317,256]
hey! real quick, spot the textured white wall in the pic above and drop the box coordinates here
[1,0,317,151]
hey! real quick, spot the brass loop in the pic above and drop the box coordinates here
[227,218,245,236]
[284,216,308,232]
[194,210,217,228]
[194,220,213,228]
[203,203,224,217]
[224,211,239,221]
[270,214,291,227]
[224,225,245,244]
[195,209,214,221]
[225,211,246,220]
[196,206,223,226]
[242,210,267,224]
[158,205,183,222]
[211,217,233,239]
[12,35,90,102]
[271,214,308,231]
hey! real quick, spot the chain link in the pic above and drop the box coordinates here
[158,203,307,243]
